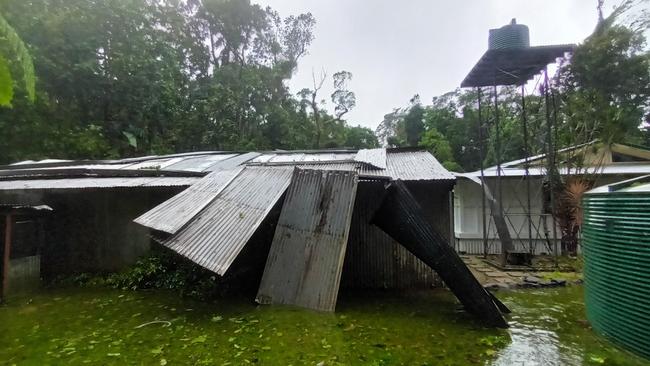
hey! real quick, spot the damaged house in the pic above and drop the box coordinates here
[0,148,508,327]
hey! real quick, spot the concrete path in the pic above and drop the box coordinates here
[461,255,581,289]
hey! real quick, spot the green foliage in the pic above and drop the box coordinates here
[0,55,12,106]
[404,95,425,146]
[0,14,35,105]
[556,1,650,148]
[0,0,374,163]
[420,127,461,171]
[106,250,225,300]
[344,125,379,149]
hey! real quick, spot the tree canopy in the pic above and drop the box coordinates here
[0,0,376,164]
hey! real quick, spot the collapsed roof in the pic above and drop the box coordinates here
[0,148,454,190]
[132,148,454,275]
[0,148,509,326]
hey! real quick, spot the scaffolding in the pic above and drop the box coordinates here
[461,43,575,266]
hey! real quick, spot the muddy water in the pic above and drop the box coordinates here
[0,286,646,365]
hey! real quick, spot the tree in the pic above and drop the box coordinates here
[419,127,461,171]
[0,14,35,106]
[404,95,425,146]
[344,126,379,149]
[1,0,369,163]
[555,0,650,148]
[375,108,406,147]
[298,69,362,148]
[331,71,356,120]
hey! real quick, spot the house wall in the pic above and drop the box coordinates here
[0,187,184,278]
[453,175,639,254]
[40,188,183,276]
[340,180,451,289]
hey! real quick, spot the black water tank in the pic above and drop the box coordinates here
[489,19,530,50]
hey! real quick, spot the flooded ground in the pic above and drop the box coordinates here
[1,286,647,365]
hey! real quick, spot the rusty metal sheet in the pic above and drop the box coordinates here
[355,148,387,170]
[256,168,358,312]
[134,167,245,234]
[161,166,293,275]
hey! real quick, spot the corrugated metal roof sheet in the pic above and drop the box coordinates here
[205,152,261,171]
[250,152,357,164]
[383,151,455,180]
[164,154,239,172]
[0,177,199,190]
[134,167,245,234]
[121,159,175,170]
[256,168,358,311]
[354,148,387,170]
[2,150,454,179]
[161,166,293,275]
[11,159,72,166]
[341,181,441,289]
[461,163,650,178]
[258,151,453,181]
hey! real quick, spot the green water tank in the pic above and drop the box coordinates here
[582,176,650,360]
[488,18,530,50]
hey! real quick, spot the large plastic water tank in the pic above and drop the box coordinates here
[488,19,530,50]
[582,176,650,359]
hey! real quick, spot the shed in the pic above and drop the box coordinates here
[0,148,509,326]
[0,204,52,300]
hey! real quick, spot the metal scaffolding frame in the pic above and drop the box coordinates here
[463,44,575,266]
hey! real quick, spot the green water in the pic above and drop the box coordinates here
[0,286,647,365]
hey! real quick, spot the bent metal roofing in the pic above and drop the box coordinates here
[130,149,454,276]
[0,149,455,277]
[160,166,294,275]
[0,148,455,188]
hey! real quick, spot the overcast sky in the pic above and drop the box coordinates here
[253,0,605,130]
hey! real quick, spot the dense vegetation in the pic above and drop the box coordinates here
[0,0,647,172]
[0,0,377,164]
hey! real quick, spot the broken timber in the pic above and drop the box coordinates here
[371,180,509,328]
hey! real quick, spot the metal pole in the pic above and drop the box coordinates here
[543,68,559,267]
[477,87,488,258]
[494,85,506,266]
[2,214,13,300]
[521,84,533,255]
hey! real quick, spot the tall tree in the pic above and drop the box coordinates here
[555,0,650,149]
[404,95,425,146]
